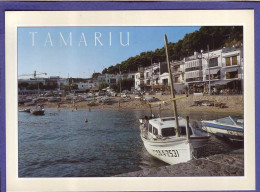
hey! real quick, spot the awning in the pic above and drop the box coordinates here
[185,71,203,78]
[225,67,239,73]
[211,80,234,85]
[205,68,220,75]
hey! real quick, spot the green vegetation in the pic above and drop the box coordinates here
[99,82,109,90]
[63,83,78,91]
[107,78,134,92]
[18,82,57,90]
[102,26,243,74]
[119,78,134,91]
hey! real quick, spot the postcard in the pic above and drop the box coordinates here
[4,10,255,191]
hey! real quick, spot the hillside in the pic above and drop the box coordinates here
[102,26,243,74]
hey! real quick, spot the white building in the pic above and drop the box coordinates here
[77,79,99,91]
[98,73,136,88]
[134,61,185,93]
[184,46,243,94]
[135,67,144,91]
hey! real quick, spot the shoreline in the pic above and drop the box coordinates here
[31,106,244,115]
[19,94,244,115]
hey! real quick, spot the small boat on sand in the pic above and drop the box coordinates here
[201,116,244,141]
[30,106,45,116]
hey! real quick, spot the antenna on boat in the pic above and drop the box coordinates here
[164,34,180,137]
[158,104,161,118]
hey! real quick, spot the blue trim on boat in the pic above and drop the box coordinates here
[203,122,243,132]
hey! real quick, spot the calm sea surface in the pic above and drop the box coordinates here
[18,109,234,177]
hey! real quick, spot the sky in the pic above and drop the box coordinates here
[18,26,200,78]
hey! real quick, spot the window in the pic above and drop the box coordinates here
[226,71,238,79]
[153,128,158,135]
[185,66,202,72]
[186,77,203,82]
[225,56,238,66]
[162,79,168,85]
[232,56,237,65]
[226,57,231,66]
[209,58,218,67]
[179,126,193,136]
[161,127,176,137]
[148,124,152,133]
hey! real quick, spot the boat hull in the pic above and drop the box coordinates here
[141,135,209,165]
[202,125,243,141]
[142,137,192,164]
[30,109,45,116]
[201,121,243,141]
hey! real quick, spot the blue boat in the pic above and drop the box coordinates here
[201,116,244,141]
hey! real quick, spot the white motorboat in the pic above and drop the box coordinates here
[201,116,244,141]
[139,116,210,165]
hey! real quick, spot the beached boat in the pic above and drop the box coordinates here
[139,34,210,165]
[201,116,244,141]
[30,107,45,116]
[139,116,210,165]
[48,97,61,102]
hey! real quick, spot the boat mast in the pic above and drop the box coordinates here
[164,34,180,137]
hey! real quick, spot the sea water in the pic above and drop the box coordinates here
[18,109,236,177]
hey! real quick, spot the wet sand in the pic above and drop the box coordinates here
[116,134,244,177]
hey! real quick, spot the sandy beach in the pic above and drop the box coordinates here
[27,94,244,114]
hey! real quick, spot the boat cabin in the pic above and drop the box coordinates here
[147,117,193,138]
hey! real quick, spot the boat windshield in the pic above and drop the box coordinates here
[214,117,234,125]
[161,127,176,137]
[179,126,193,136]
[214,116,243,127]
[231,116,244,126]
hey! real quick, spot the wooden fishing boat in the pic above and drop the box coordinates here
[140,116,210,164]
[139,34,210,165]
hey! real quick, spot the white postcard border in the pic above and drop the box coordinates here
[5,10,255,191]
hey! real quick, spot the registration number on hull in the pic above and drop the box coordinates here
[227,130,241,136]
[152,150,179,157]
